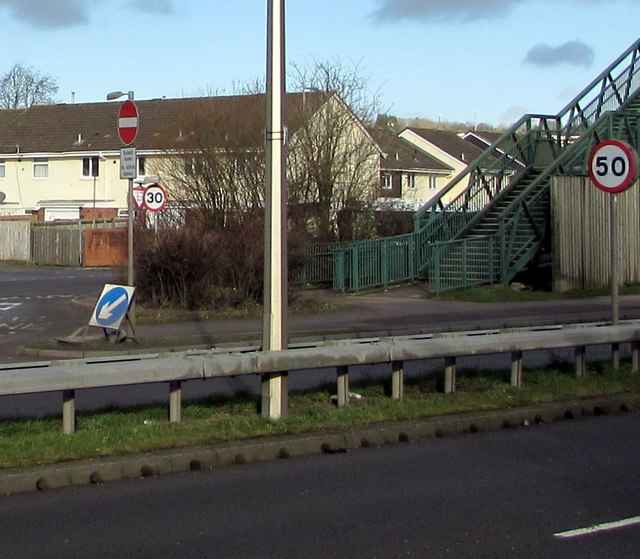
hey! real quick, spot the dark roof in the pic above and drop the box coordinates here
[404,127,486,164]
[0,92,328,155]
[370,128,452,172]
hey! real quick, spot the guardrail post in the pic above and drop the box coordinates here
[391,360,404,400]
[62,389,76,435]
[337,365,350,407]
[511,351,523,387]
[575,345,586,378]
[611,343,620,370]
[169,381,182,423]
[444,357,456,394]
[261,373,288,420]
[633,341,639,373]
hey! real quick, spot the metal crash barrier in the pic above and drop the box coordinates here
[0,322,638,434]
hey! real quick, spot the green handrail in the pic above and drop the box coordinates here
[414,38,640,242]
[296,38,640,293]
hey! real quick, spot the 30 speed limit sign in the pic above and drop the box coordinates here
[142,183,168,212]
[589,140,638,193]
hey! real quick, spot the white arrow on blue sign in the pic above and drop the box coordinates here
[89,284,135,330]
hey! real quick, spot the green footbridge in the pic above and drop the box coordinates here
[299,38,640,293]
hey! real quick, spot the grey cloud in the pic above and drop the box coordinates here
[127,0,175,15]
[372,0,626,24]
[0,0,90,28]
[0,0,176,29]
[524,41,594,67]
[372,0,512,23]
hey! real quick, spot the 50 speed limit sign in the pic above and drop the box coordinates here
[142,183,168,212]
[589,140,638,193]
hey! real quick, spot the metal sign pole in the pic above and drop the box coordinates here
[611,193,619,326]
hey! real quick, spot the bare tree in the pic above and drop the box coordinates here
[287,59,382,242]
[0,63,59,109]
[160,59,382,243]
[157,96,266,229]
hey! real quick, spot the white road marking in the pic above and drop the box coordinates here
[554,516,640,539]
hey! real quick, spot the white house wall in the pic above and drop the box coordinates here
[398,129,468,204]
[0,153,160,217]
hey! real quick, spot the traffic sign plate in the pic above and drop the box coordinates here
[89,284,135,330]
[143,183,168,212]
[120,147,137,179]
[589,140,638,193]
[118,100,139,146]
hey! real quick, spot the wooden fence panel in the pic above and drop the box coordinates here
[552,176,640,290]
[31,223,82,266]
[0,221,31,262]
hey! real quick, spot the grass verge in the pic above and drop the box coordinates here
[428,284,640,303]
[1,361,638,470]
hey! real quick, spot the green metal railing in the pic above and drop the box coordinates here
[297,38,640,293]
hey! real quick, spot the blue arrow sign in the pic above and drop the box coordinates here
[90,284,134,330]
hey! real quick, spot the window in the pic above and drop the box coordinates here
[0,159,5,179]
[138,156,146,176]
[403,173,415,189]
[82,156,99,177]
[33,159,48,179]
[429,176,438,189]
[382,172,393,190]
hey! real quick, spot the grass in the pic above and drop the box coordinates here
[134,292,337,325]
[428,283,640,303]
[0,361,638,470]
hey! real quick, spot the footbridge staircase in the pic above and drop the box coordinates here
[300,38,640,293]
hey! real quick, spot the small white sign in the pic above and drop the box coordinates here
[120,147,137,179]
[133,186,146,209]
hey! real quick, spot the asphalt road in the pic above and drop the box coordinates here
[0,266,113,362]
[2,265,640,418]
[0,412,637,558]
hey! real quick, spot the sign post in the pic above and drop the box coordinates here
[116,99,139,293]
[588,140,638,343]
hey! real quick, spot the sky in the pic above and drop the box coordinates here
[0,0,639,127]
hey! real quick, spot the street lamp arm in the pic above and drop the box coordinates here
[106,90,134,101]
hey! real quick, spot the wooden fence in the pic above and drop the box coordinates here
[0,220,125,266]
[0,221,30,262]
[552,176,640,290]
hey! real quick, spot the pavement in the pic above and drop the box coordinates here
[5,283,640,495]
[27,283,640,358]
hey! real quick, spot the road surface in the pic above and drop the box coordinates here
[0,412,637,558]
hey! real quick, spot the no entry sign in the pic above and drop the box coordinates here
[589,140,638,193]
[117,100,139,146]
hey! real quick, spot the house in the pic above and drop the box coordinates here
[369,127,453,210]
[397,127,491,205]
[0,92,381,224]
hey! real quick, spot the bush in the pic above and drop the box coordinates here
[134,222,265,309]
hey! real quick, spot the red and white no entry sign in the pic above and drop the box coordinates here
[589,140,638,193]
[117,100,139,146]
